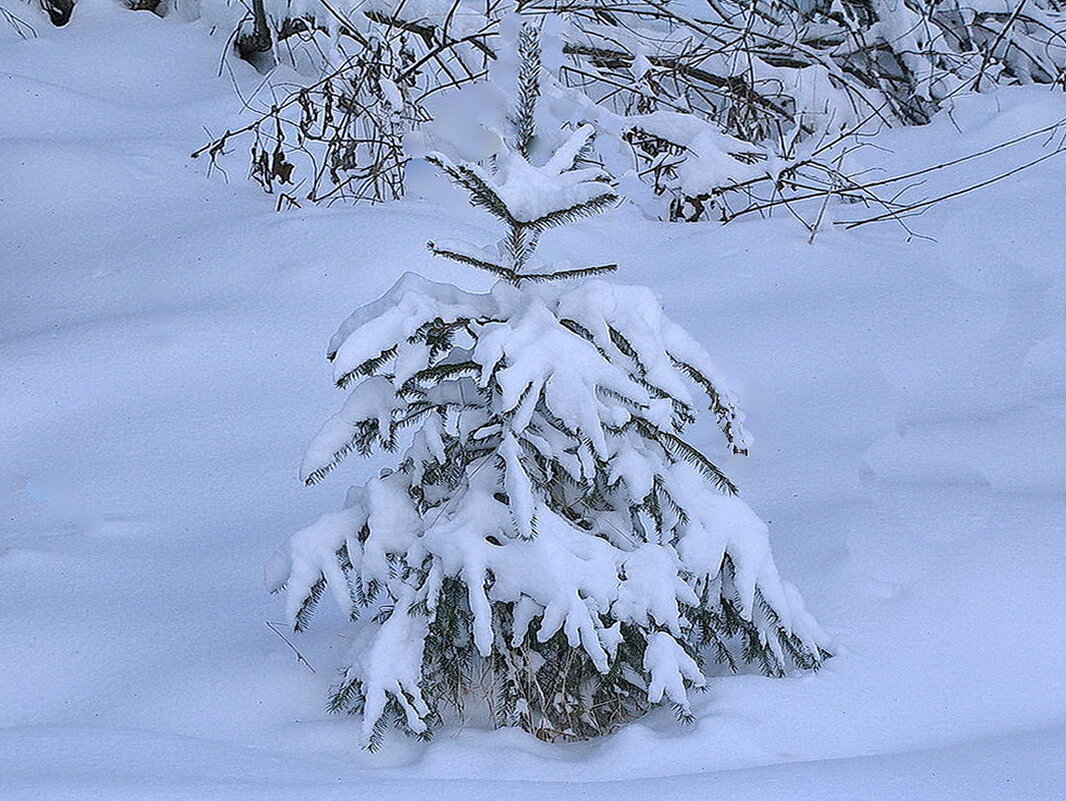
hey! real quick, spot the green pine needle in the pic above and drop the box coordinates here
[427,241,516,281]
[520,263,618,282]
[526,192,619,233]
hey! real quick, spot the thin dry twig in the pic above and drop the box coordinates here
[266,620,317,673]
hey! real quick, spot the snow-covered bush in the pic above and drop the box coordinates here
[268,26,830,749]
[192,0,1066,220]
[190,1,498,204]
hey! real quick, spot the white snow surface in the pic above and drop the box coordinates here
[2,2,1065,798]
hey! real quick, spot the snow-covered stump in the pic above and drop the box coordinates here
[268,25,830,750]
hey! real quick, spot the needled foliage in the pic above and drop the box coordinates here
[269,24,830,750]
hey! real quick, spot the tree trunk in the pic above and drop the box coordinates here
[40,0,75,26]
[129,0,163,15]
[237,0,274,66]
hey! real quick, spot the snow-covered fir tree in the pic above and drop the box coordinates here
[268,24,831,749]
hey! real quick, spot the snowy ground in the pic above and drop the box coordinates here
[2,3,1065,798]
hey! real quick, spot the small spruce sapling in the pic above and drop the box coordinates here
[268,24,831,750]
